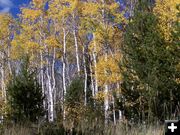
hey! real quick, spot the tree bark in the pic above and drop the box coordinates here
[62,28,68,121]
[83,47,87,105]
[46,57,54,122]
[92,33,98,95]
[73,29,80,75]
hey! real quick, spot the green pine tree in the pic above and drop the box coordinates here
[121,1,180,122]
[7,57,45,122]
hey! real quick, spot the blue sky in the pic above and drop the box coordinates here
[0,0,126,17]
[0,0,31,17]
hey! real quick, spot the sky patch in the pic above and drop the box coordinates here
[0,0,13,13]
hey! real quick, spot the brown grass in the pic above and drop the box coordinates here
[2,125,32,135]
[0,123,164,135]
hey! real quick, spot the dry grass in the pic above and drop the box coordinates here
[0,123,164,135]
[110,124,164,135]
[2,125,33,135]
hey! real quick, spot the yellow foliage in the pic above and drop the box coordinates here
[94,90,115,103]
[26,41,40,50]
[65,102,86,129]
[81,2,100,16]
[93,91,105,102]
[32,0,44,8]
[22,8,42,20]
[154,0,179,41]
[96,54,122,86]
[48,0,72,21]
[21,24,34,34]
[69,0,80,11]
[11,38,26,59]
[45,36,60,48]
[89,40,101,54]
[0,14,12,39]
[11,34,40,60]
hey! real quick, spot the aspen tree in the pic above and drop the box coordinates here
[0,14,13,104]
[82,0,125,123]
[154,0,179,41]
[48,0,73,122]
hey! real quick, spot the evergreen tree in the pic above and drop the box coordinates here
[7,57,45,122]
[121,1,180,122]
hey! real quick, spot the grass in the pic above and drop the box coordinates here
[1,125,32,135]
[0,122,164,135]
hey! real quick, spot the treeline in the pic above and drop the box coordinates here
[0,0,179,131]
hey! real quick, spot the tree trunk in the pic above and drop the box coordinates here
[46,58,54,122]
[62,28,67,121]
[0,65,6,103]
[92,33,98,95]
[52,47,56,119]
[83,47,87,105]
[73,30,80,75]
[90,60,95,98]
[112,96,116,125]
[62,28,67,97]
[40,50,45,108]
[104,49,109,124]
[117,83,123,121]
[104,84,109,124]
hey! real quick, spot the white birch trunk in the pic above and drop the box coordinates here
[62,28,67,121]
[101,0,109,124]
[0,42,6,122]
[0,65,6,103]
[0,51,6,103]
[83,47,87,105]
[40,50,45,108]
[104,52,109,124]
[46,59,54,122]
[72,12,80,75]
[92,34,98,95]
[52,48,56,92]
[66,59,71,85]
[39,25,47,119]
[43,32,54,122]
[7,44,12,75]
[73,29,80,75]
[90,61,95,97]
[63,28,67,97]
[117,83,123,121]
[112,96,116,125]
[52,47,56,119]
[104,84,109,124]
